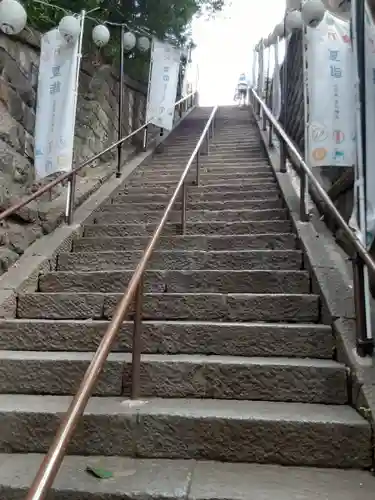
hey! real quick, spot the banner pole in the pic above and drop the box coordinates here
[301,0,309,220]
[351,0,373,355]
[116,24,125,178]
[65,10,85,224]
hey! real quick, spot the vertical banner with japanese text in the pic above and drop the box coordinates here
[146,38,181,131]
[34,28,79,179]
[305,13,355,167]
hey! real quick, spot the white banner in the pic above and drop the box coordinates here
[34,28,79,179]
[146,39,181,131]
[272,39,282,119]
[305,12,355,167]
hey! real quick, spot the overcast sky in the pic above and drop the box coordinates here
[191,0,285,105]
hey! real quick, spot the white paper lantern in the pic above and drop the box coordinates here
[92,24,110,47]
[285,9,303,30]
[0,0,27,35]
[301,0,326,28]
[268,32,277,45]
[286,0,301,10]
[274,22,285,38]
[137,36,150,52]
[58,15,80,44]
[123,31,136,51]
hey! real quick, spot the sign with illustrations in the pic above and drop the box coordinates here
[304,12,355,167]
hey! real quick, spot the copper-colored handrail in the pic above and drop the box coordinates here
[250,88,374,357]
[26,104,218,500]
[0,92,196,225]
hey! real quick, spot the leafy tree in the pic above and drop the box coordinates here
[22,0,224,80]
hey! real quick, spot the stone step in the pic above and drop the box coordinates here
[73,233,297,252]
[137,165,271,176]
[0,351,347,403]
[151,156,267,165]
[0,396,369,467]
[90,208,289,225]
[40,269,309,294]
[100,198,284,212]
[131,172,274,185]
[129,175,275,188]
[121,180,277,194]
[83,220,293,237]
[17,292,319,322]
[0,320,333,358]
[112,188,281,204]
[57,249,303,272]
[1,456,374,500]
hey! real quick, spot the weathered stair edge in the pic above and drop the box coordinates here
[254,109,375,469]
[0,109,202,318]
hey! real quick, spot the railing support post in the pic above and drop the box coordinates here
[279,140,287,173]
[142,126,148,151]
[352,255,374,357]
[262,112,267,131]
[299,171,308,222]
[196,150,200,186]
[131,277,143,399]
[65,172,76,225]
[268,123,273,147]
[181,182,187,235]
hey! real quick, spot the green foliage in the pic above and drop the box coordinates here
[22,0,224,80]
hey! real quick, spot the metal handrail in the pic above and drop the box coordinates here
[251,88,374,357]
[0,92,196,226]
[26,105,218,500]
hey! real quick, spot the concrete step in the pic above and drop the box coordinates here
[17,292,319,322]
[0,396,369,466]
[40,270,310,294]
[100,198,284,212]
[83,220,293,238]
[112,188,281,204]
[0,351,347,403]
[0,320,333,357]
[1,456,374,500]
[121,181,277,194]
[57,249,303,272]
[90,209,289,225]
[73,233,297,252]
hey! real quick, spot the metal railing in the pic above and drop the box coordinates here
[25,104,218,499]
[0,92,196,227]
[250,88,374,358]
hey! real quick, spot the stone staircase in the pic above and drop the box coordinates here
[0,106,373,498]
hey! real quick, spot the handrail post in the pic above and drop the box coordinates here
[142,125,148,151]
[268,123,273,147]
[131,276,143,399]
[299,171,308,222]
[279,140,287,173]
[196,150,200,186]
[262,111,267,131]
[65,172,76,225]
[181,182,187,234]
[352,254,373,356]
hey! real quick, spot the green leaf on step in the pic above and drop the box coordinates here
[86,465,114,479]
